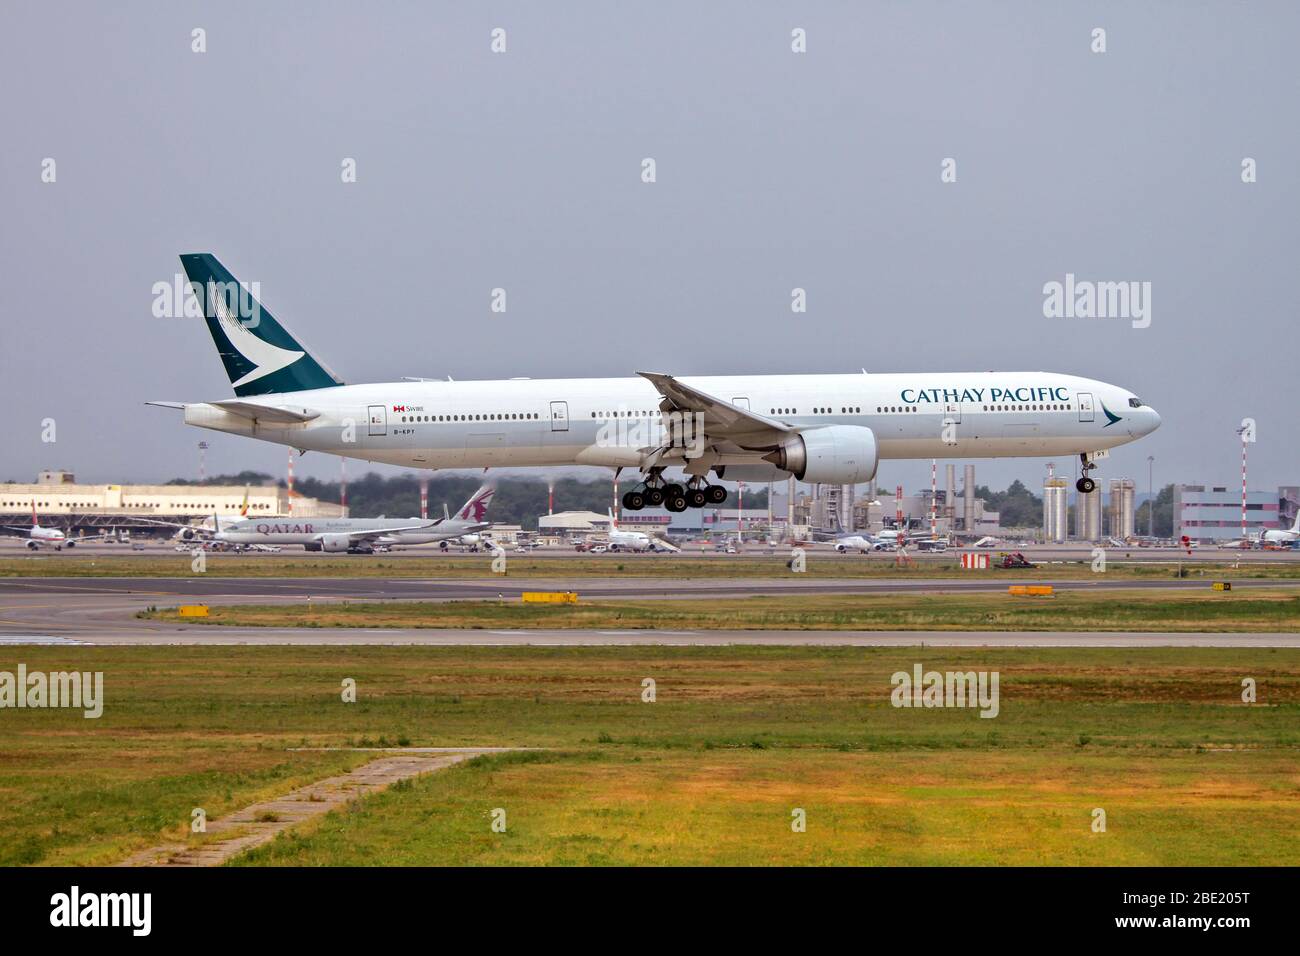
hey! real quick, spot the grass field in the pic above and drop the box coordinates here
[1,646,1296,865]
[4,553,1298,581]
[141,588,1300,632]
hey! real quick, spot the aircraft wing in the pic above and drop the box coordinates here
[636,372,795,449]
[346,522,440,543]
[132,517,217,535]
[58,532,127,545]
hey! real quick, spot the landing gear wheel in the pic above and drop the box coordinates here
[645,487,665,507]
[706,485,728,505]
[1077,452,1100,496]
[663,483,685,500]
[687,488,708,509]
[623,491,646,511]
[664,491,689,513]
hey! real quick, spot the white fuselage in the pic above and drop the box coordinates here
[27,525,69,548]
[180,371,1159,472]
[833,535,884,553]
[1260,526,1300,547]
[609,528,654,551]
[215,516,467,547]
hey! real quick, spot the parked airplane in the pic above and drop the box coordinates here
[1258,511,1300,548]
[150,484,494,553]
[374,484,497,551]
[606,509,680,553]
[150,254,1161,504]
[2,504,114,551]
[832,534,889,554]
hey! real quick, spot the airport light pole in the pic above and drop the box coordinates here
[1236,425,1249,542]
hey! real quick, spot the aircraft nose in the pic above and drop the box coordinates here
[1144,406,1161,434]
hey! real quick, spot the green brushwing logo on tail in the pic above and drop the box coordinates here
[1100,402,1123,427]
[179,253,343,397]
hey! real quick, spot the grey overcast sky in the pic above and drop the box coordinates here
[1,2,1296,495]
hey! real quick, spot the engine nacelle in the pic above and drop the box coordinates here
[763,425,879,484]
[316,533,353,553]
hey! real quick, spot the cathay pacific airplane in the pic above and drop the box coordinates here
[150,254,1160,513]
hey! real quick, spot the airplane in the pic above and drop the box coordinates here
[606,509,680,553]
[2,504,114,551]
[374,484,496,550]
[438,532,489,551]
[822,524,941,552]
[155,484,495,553]
[1258,511,1300,548]
[831,534,890,554]
[149,254,1161,502]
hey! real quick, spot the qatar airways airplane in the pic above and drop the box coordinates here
[150,254,1160,513]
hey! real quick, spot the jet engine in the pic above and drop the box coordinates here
[316,533,353,553]
[762,425,879,484]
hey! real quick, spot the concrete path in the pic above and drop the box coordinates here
[118,748,513,867]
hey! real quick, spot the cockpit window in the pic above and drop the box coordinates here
[1128,397,1143,408]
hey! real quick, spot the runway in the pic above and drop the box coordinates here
[4,629,1294,647]
[0,575,1297,647]
[3,574,1296,601]
[9,540,1300,563]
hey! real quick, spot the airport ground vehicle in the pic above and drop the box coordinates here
[994,551,1036,569]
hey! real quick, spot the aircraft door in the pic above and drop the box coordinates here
[943,402,962,424]
[731,397,751,410]
[367,405,387,436]
[1077,393,1095,423]
[549,401,569,432]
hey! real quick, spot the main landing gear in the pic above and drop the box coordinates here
[1076,452,1098,494]
[623,474,727,513]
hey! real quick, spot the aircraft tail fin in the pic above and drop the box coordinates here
[178,253,344,397]
[456,484,497,523]
[1292,510,1300,534]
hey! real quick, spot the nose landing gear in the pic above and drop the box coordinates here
[1076,453,1098,494]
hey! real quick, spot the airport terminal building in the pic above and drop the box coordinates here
[1173,484,1291,543]
[0,470,345,537]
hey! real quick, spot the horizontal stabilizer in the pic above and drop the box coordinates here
[212,400,320,423]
